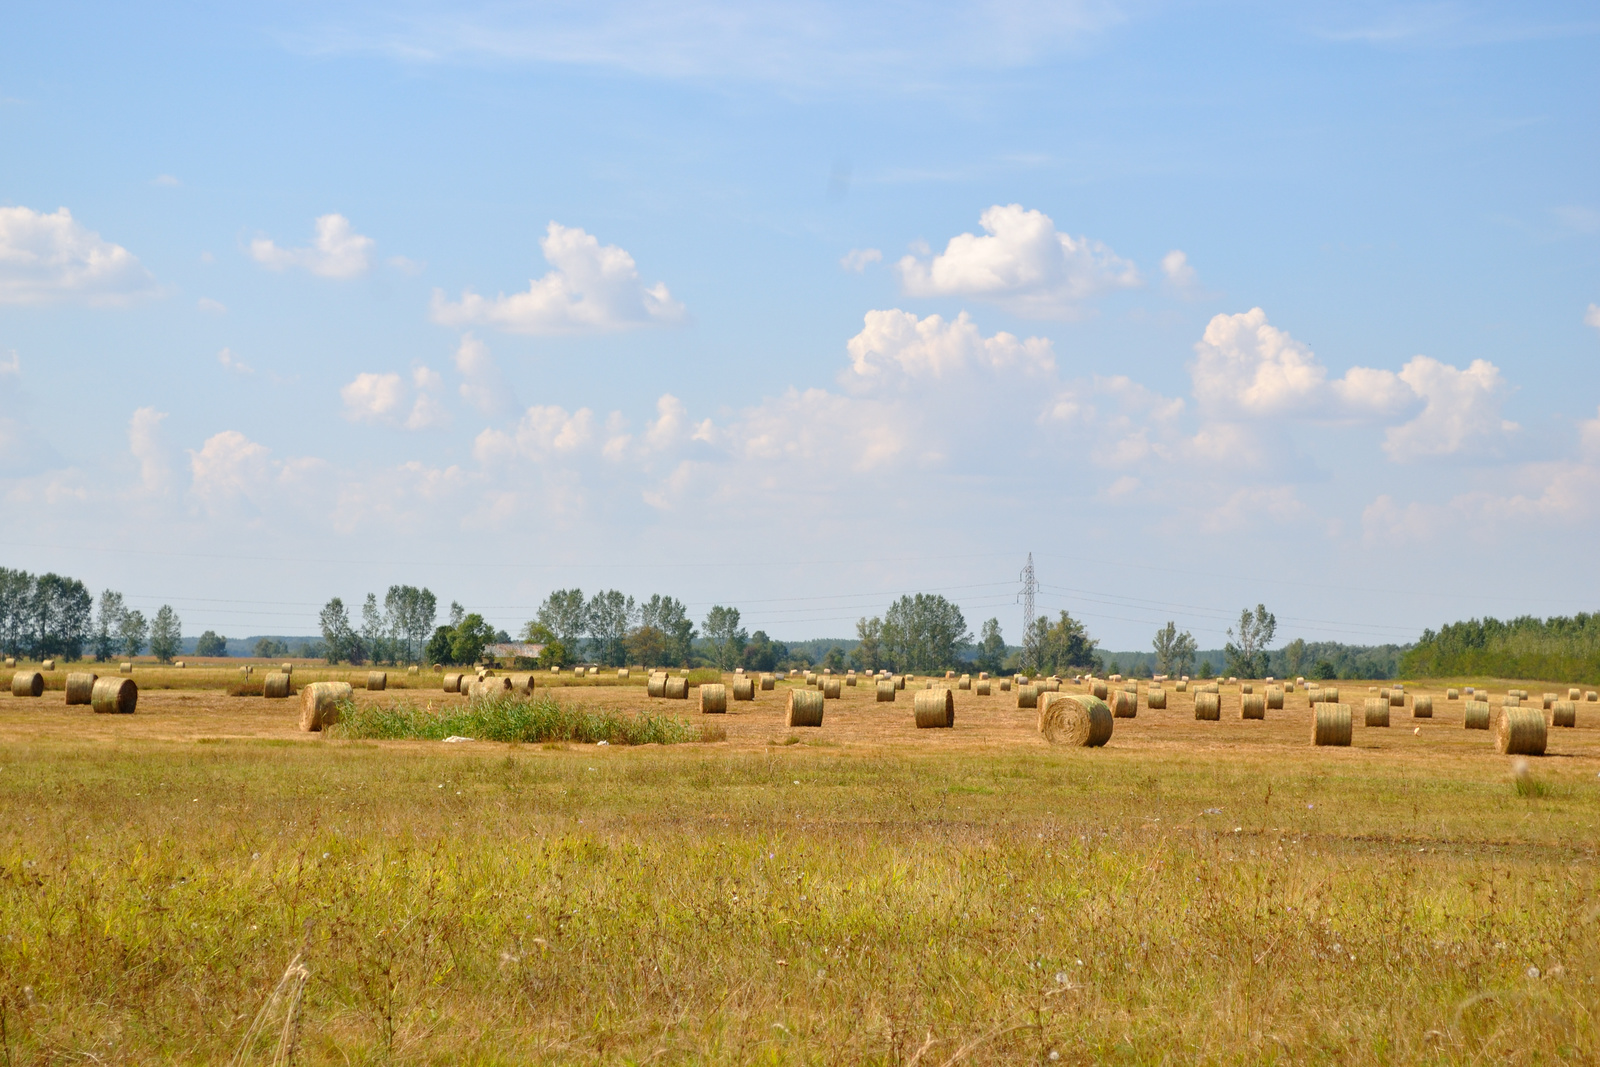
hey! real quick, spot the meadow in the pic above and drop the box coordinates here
[1,661,1597,1065]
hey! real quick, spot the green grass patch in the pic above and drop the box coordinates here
[328,692,697,746]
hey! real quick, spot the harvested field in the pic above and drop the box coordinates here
[1,668,1597,1064]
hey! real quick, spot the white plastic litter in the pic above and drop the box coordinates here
[442,736,474,743]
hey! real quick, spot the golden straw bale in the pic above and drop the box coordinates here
[1551,700,1576,728]
[1017,684,1040,709]
[408,665,418,675]
[443,673,464,694]
[822,678,842,699]
[1112,690,1136,718]
[978,671,989,680]
[958,674,971,690]
[1322,686,1340,703]
[893,675,906,690]
[1038,693,1112,747]
[367,671,387,692]
[1446,688,1458,700]
[1241,683,1253,694]
[281,663,293,675]
[119,662,132,673]
[509,674,535,696]
[700,683,728,714]
[760,673,776,691]
[1389,690,1405,708]
[975,680,991,696]
[1463,701,1491,730]
[732,677,755,701]
[1568,687,1582,701]
[1039,678,1060,693]
[1413,695,1433,718]
[12,671,44,698]
[1284,682,1295,693]
[876,680,896,702]
[913,688,955,728]
[263,672,292,699]
[1090,680,1108,700]
[999,679,1012,691]
[1587,691,1598,702]
[1175,680,1187,693]
[1241,694,1266,720]
[299,681,352,731]
[617,668,630,679]
[1194,692,1220,721]
[91,677,137,714]
[1110,673,1122,683]
[1146,688,1167,710]
[1497,707,1546,755]
[1363,698,1390,727]
[665,676,689,699]
[647,673,667,698]
[786,688,824,728]
[1265,686,1284,710]
[65,672,98,705]
[845,674,857,686]
[1502,694,1520,707]
[805,672,818,686]
[1312,704,1352,746]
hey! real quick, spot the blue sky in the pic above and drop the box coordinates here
[2,1,1598,649]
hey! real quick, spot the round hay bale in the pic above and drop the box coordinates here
[550,665,561,674]
[978,672,989,680]
[732,677,755,701]
[804,672,818,686]
[1463,686,1474,695]
[786,688,824,728]
[263,672,292,699]
[892,675,906,690]
[1312,704,1352,746]
[876,680,896,702]
[1017,684,1040,709]
[1112,690,1136,718]
[1389,690,1405,708]
[90,676,137,714]
[1265,687,1284,710]
[1109,673,1123,683]
[510,674,535,696]
[1587,691,1598,702]
[823,667,833,675]
[700,683,728,714]
[2,657,11,668]
[913,688,955,729]
[1241,683,1253,694]
[822,678,842,699]
[408,665,419,675]
[120,662,132,674]
[11,671,44,698]
[1363,698,1390,727]
[1040,678,1061,693]
[1321,686,1340,704]
[975,680,991,696]
[1446,688,1459,700]
[1413,695,1433,718]
[1241,693,1266,720]
[646,673,667,698]
[41,658,57,672]
[760,673,776,691]
[1502,694,1520,708]
[1463,701,1491,730]
[1090,680,1108,700]
[1038,693,1112,747]
[1568,687,1582,701]
[1174,680,1187,693]
[845,674,857,687]
[1194,692,1221,721]
[999,679,1012,692]
[617,668,631,679]
[1497,707,1546,755]
[1541,692,1555,710]
[281,663,293,675]
[299,681,352,731]
[443,673,463,693]
[1146,687,1167,710]
[665,676,689,700]
[1284,681,1295,693]
[1551,700,1576,728]
[65,671,98,705]
[958,674,971,690]
[367,671,387,692]
[469,676,513,699]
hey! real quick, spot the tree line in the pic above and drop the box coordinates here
[0,568,182,662]
[1400,613,1600,683]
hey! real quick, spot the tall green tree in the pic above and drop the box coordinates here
[974,618,1006,675]
[881,594,971,673]
[586,590,636,666]
[93,590,126,661]
[30,573,93,660]
[536,589,588,657]
[742,631,781,672]
[149,605,182,663]
[703,605,748,670]
[119,609,148,658]
[851,616,884,672]
[383,585,437,663]
[319,598,358,664]
[639,594,695,665]
[194,631,228,656]
[361,593,390,664]
[0,567,30,657]
[1224,604,1276,678]
[1151,621,1197,677]
[1029,611,1098,675]
[1281,637,1308,679]
[450,613,495,665]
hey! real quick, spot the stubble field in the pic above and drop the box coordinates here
[1,664,1597,1065]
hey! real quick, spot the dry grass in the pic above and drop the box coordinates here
[0,671,1597,1064]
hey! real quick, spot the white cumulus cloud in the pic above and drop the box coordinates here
[249,214,375,278]
[187,431,325,515]
[475,405,597,465]
[340,366,449,430]
[1382,356,1517,462]
[0,206,159,305]
[1161,249,1197,291]
[431,222,684,334]
[128,407,172,494]
[453,333,516,417]
[1190,308,1414,418]
[896,204,1140,317]
[843,308,1055,390]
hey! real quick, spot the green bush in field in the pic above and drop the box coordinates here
[329,692,695,745]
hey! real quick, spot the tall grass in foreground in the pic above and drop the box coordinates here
[328,692,697,745]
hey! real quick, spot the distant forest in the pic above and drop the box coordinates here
[1400,614,1600,683]
[1098,641,1408,681]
